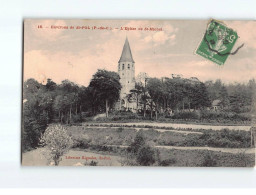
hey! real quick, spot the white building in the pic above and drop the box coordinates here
[117,37,137,112]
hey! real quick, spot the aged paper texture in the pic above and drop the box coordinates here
[22,19,256,167]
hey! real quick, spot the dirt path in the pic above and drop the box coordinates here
[22,148,122,166]
[90,122,251,131]
[155,146,255,154]
[103,144,254,154]
[85,125,203,134]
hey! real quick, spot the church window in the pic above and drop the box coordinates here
[118,64,120,70]
[128,64,130,69]
[122,64,124,70]
[128,81,129,83]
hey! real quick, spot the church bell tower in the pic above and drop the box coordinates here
[118,37,136,110]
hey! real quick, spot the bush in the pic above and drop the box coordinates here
[159,158,176,166]
[201,151,217,167]
[200,110,251,122]
[22,112,48,152]
[136,146,156,166]
[94,111,142,122]
[71,114,82,123]
[128,131,146,154]
[126,131,158,166]
[181,129,251,148]
[40,124,74,166]
[171,111,200,120]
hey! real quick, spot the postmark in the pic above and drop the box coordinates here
[196,19,243,65]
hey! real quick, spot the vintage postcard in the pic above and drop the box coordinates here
[22,19,256,167]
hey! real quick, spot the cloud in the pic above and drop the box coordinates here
[226,21,256,50]
[26,19,68,41]
[115,20,177,46]
[23,20,256,86]
[143,24,177,45]
[24,49,118,86]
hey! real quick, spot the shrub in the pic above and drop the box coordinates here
[128,131,146,154]
[159,158,176,166]
[136,145,156,166]
[89,160,98,166]
[200,110,251,122]
[172,111,200,120]
[201,151,217,167]
[22,112,48,152]
[126,131,158,166]
[180,129,251,148]
[117,127,124,132]
[71,114,82,123]
[40,124,74,166]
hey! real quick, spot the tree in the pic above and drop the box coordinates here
[219,86,229,109]
[22,79,48,151]
[40,125,73,166]
[45,78,57,91]
[129,82,143,111]
[191,82,211,109]
[58,80,80,123]
[89,69,121,117]
[136,72,150,117]
[147,78,163,119]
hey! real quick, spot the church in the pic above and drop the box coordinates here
[116,37,137,112]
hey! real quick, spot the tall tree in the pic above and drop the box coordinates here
[89,69,121,118]
[147,78,163,119]
[191,82,211,109]
[219,86,229,109]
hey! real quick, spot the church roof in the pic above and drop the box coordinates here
[118,37,135,63]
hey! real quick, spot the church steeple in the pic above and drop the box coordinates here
[118,37,135,63]
[117,37,136,111]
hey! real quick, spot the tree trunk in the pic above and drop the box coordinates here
[106,99,109,118]
[70,105,72,122]
[155,103,158,120]
[136,94,139,113]
[143,104,146,118]
[150,101,153,119]
[76,103,78,115]
[54,155,59,166]
[46,110,49,124]
[251,129,254,147]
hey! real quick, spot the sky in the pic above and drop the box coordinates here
[23,19,256,86]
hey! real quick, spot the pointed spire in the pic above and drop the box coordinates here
[118,37,135,63]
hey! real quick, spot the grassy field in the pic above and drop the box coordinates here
[22,123,255,167]
[22,146,255,167]
[87,111,252,126]
[62,124,255,167]
[158,148,255,167]
[67,125,252,148]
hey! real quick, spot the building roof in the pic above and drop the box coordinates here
[118,37,135,63]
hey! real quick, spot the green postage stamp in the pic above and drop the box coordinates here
[196,19,240,65]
